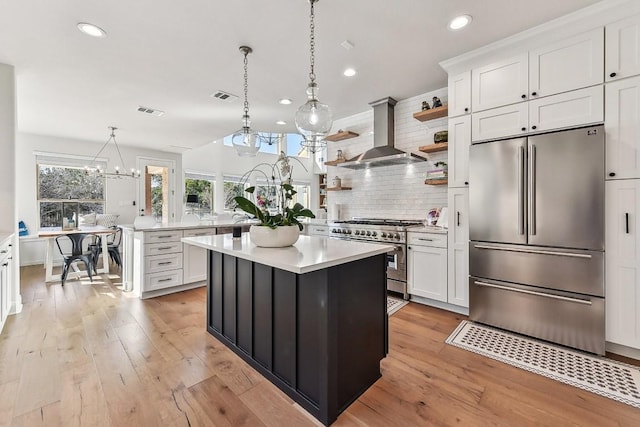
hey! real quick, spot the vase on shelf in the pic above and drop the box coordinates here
[249,225,300,247]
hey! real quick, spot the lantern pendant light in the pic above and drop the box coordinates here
[296,0,332,152]
[232,46,262,157]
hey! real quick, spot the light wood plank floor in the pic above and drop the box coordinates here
[1,265,639,426]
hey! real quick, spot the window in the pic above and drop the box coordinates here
[255,179,279,213]
[223,175,246,211]
[36,153,105,228]
[223,132,308,158]
[184,172,215,216]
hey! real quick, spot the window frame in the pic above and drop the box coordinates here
[184,171,216,216]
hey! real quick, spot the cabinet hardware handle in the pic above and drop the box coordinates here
[474,244,592,259]
[474,281,592,305]
[457,211,461,227]
[465,181,469,185]
[521,94,526,99]
[158,246,173,250]
[156,235,173,239]
[610,72,617,78]
[609,172,616,177]
[531,91,537,96]
[408,246,412,250]
[1,263,7,267]
[158,261,172,265]
[626,213,630,234]
[521,127,526,131]
[417,238,434,242]
[0,250,6,254]
[158,278,173,282]
[464,107,469,112]
[531,125,537,130]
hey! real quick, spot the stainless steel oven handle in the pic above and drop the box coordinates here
[473,244,592,259]
[474,281,592,305]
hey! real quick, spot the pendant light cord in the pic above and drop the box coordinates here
[243,49,250,118]
[308,0,316,84]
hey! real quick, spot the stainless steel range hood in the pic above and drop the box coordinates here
[339,97,426,169]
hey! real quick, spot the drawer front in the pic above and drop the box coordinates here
[183,228,216,238]
[145,269,183,291]
[308,225,328,236]
[145,253,183,274]
[145,241,183,256]
[144,230,183,244]
[407,233,447,248]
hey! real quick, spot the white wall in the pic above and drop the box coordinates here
[182,140,316,214]
[325,88,449,221]
[16,132,182,265]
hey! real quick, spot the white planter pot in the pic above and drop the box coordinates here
[249,225,300,247]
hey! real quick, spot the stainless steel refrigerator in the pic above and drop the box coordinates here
[468,125,605,355]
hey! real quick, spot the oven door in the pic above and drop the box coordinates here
[386,244,406,282]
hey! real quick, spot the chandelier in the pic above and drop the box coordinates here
[232,46,262,157]
[295,0,332,154]
[85,126,140,178]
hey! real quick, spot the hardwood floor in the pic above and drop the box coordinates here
[1,265,639,426]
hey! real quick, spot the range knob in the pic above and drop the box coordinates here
[372,231,377,237]
[381,232,387,238]
[354,230,360,235]
[331,229,337,233]
[366,231,372,236]
[346,229,352,234]
[394,233,401,240]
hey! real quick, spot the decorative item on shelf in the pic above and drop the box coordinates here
[425,207,441,226]
[296,0,332,154]
[233,152,315,247]
[332,176,342,188]
[425,161,448,182]
[85,126,141,178]
[336,149,345,160]
[421,101,430,111]
[434,130,448,143]
[231,46,262,157]
[432,96,443,108]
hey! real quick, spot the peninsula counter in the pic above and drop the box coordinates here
[182,233,393,426]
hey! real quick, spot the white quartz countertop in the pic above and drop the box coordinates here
[121,219,258,231]
[407,225,448,234]
[182,233,394,274]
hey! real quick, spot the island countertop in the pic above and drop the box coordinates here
[120,219,257,231]
[182,233,394,274]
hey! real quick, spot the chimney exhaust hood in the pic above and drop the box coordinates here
[338,97,426,169]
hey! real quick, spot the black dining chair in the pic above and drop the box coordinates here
[55,233,97,286]
[91,227,123,269]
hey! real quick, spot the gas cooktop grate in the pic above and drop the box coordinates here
[446,320,640,408]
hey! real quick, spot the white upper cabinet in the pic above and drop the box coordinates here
[606,14,640,81]
[472,103,528,142]
[529,85,604,133]
[472,54,528,112]
[447,71,471,117]
[448,115,471,187]
[529,28,604,98]
[605,75,640,179]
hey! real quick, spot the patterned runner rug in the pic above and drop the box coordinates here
[446,320,640,409]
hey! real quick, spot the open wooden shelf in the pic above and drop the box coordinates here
[424,178,448,186]
[324,159,346,166]
[419,142,448,153]
[413,105,448,122]
[327,187,352,191]
[325,130,359,142]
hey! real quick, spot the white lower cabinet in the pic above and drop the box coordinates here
[183,228,216,284]
[0,236,14,333]
[606,180,640,349]
[407,232,447,301]
[448,188,469,308]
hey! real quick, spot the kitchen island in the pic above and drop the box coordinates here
[182,233,393,426]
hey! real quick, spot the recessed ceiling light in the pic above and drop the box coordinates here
[343,68,357,77]
[448,15,472,31]
[276,120,287,125]
[279,98,292,105]
[77,22,106,38]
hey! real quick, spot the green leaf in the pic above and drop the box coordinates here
[245,186,256,194]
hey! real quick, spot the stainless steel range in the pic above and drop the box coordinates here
[328,218,423,300]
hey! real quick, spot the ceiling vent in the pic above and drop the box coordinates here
[210,90,238,102]
[137,106,165,117]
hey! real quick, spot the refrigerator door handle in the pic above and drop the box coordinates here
[518,146,525,235]
[473,281,593,305]
[473,244,593,259]
[529,144,536,236]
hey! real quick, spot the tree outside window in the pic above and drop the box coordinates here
[223,177,245,211]
[185,176,214,215]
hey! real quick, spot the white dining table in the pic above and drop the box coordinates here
[38,225,115,283]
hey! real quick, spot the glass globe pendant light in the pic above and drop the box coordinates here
[232,46,262,157]
[295,0,332,152]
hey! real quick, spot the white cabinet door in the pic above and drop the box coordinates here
[529,85,604,133]
[448,71,471,117]
[448,115,471,187]
[448,188,469,308]
[605,180,640,349]
[606,75,640,179]
[472,54,528,112]
[183,243,207,283]
[471,103,528,142]
[407,244,447,302]
[529,28,604,98]
[606,14,640,82]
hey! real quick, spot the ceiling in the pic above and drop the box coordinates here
[0,0,602,153]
